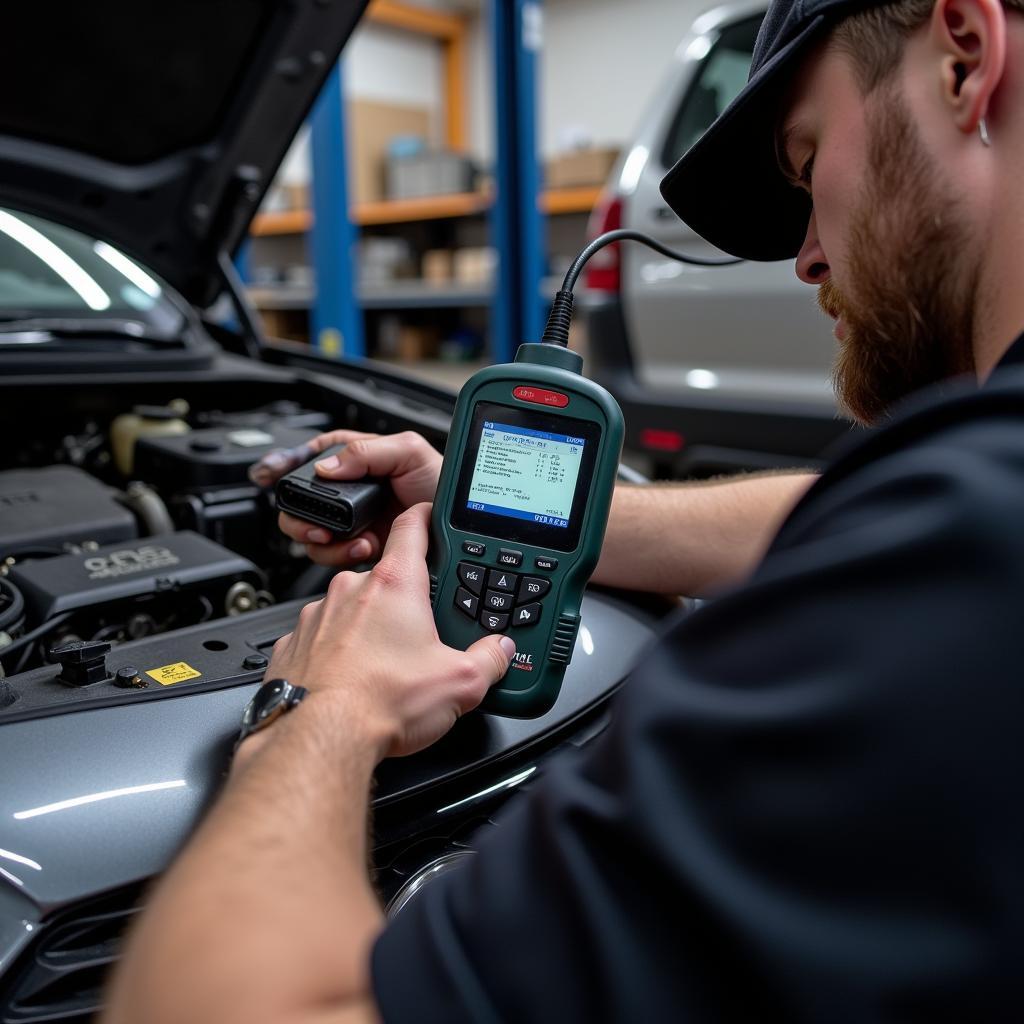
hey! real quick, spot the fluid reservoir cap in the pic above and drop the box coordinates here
[114,665,147,689]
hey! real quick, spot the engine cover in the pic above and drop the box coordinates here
[0,467,137,557]
[134,422,323,491]
[8,531,262,622]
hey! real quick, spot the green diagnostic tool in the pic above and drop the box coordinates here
[429,338,623,718]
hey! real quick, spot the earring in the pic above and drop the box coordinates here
[979,117,992,147]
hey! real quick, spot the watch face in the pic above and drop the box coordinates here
[243,679,290,731]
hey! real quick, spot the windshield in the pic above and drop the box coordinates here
[0,208,187,337]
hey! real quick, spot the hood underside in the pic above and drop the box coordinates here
[0,0,368,307]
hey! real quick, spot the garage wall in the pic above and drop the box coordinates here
[539,0,709,157]
[274,0,719,186]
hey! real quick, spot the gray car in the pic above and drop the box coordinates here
[0,5,668,1021]
[584,1,858,476]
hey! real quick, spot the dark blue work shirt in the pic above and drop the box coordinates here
[373,336,1024,1021]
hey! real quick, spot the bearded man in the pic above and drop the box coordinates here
[104,0,1024,1021]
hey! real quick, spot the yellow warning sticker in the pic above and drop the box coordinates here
[145,662,202,687]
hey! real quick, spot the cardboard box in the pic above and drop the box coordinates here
[283,183,309,211]
[348,100,433,205]
[396,325,439,361]
[386,151,475,200]
[546,147,620,189]
[422,249,453,283]
[453,247,497,285]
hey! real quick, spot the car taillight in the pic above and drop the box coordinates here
[639,428,686,453]
[583,194,623,293]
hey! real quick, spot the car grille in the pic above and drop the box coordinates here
[0,884,144,1024]
[0,816,500,1024]
[0,704,612,1022]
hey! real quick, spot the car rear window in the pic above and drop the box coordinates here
[661,15,764,170]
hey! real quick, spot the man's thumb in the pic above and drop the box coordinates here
[464,634,516,689]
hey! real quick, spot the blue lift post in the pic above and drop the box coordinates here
[489,0,546,365]
[309,61,364,359]
[233,238,252,285]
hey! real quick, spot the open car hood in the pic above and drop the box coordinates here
[0,0,368,308]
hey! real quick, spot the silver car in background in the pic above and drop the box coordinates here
[583,1,858,476]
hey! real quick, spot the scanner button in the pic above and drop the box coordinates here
[519,576,550,600]
[454,588,479,619]
[457,562,485,595]
[487,570,518,592]
[513,386,570,408]
[512,603,541,627]
[480,610,510,633]
[462,540,486,557]
[498,548,523,567]
[534,556,558,571]
[483,589,514,612]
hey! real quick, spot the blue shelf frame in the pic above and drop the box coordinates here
[250,7,546,365]
[309,61,364,358]
[488,0,546,364]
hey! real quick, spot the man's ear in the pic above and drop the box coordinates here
[930,0,1007,135]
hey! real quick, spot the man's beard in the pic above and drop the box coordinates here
[821,89,978,425]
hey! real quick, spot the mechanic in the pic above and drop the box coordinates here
[104,0,1024,1020]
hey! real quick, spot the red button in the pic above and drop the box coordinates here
[512,386,569,408]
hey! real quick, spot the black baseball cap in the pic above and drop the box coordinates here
[660,0,870,261]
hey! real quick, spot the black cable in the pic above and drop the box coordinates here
[562,228,743,294]
[0,579,25,634]
[541,228,743,349]
[0,612,73,672]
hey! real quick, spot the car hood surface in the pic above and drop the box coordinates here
[0,0,368,308]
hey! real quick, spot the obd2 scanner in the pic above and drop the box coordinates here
[431,230,741,717]
[429,340,623,718]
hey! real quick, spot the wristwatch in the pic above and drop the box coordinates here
[235,678,309,751]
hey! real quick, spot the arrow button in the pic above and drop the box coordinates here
[487,569,518,592]
[513,602,541,627]
[454,587,479,619]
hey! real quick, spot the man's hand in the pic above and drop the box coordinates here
[249,429,443,569]
[104,503,515,1024]
[262,502,515,759]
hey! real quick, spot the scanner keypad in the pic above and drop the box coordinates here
[456,557,549,631]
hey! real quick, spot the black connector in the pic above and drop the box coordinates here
[274,444,388,538]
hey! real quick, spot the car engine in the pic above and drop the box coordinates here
[0,400,333,679]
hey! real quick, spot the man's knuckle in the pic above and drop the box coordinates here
[370,559,405,589]
[297,600,321,627]
[346,438,372,461]
[328,569,356,595]
[456,656,487,692]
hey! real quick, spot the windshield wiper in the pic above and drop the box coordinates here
[0,317,181,346]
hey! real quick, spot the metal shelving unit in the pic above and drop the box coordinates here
[245,0,578,364]
[249,185,600,236]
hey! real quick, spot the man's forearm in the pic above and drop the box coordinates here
[593,471,817,596]
[103,694,384,1024]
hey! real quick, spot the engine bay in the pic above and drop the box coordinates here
[0,339,462,708]
[0,377,407,699]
